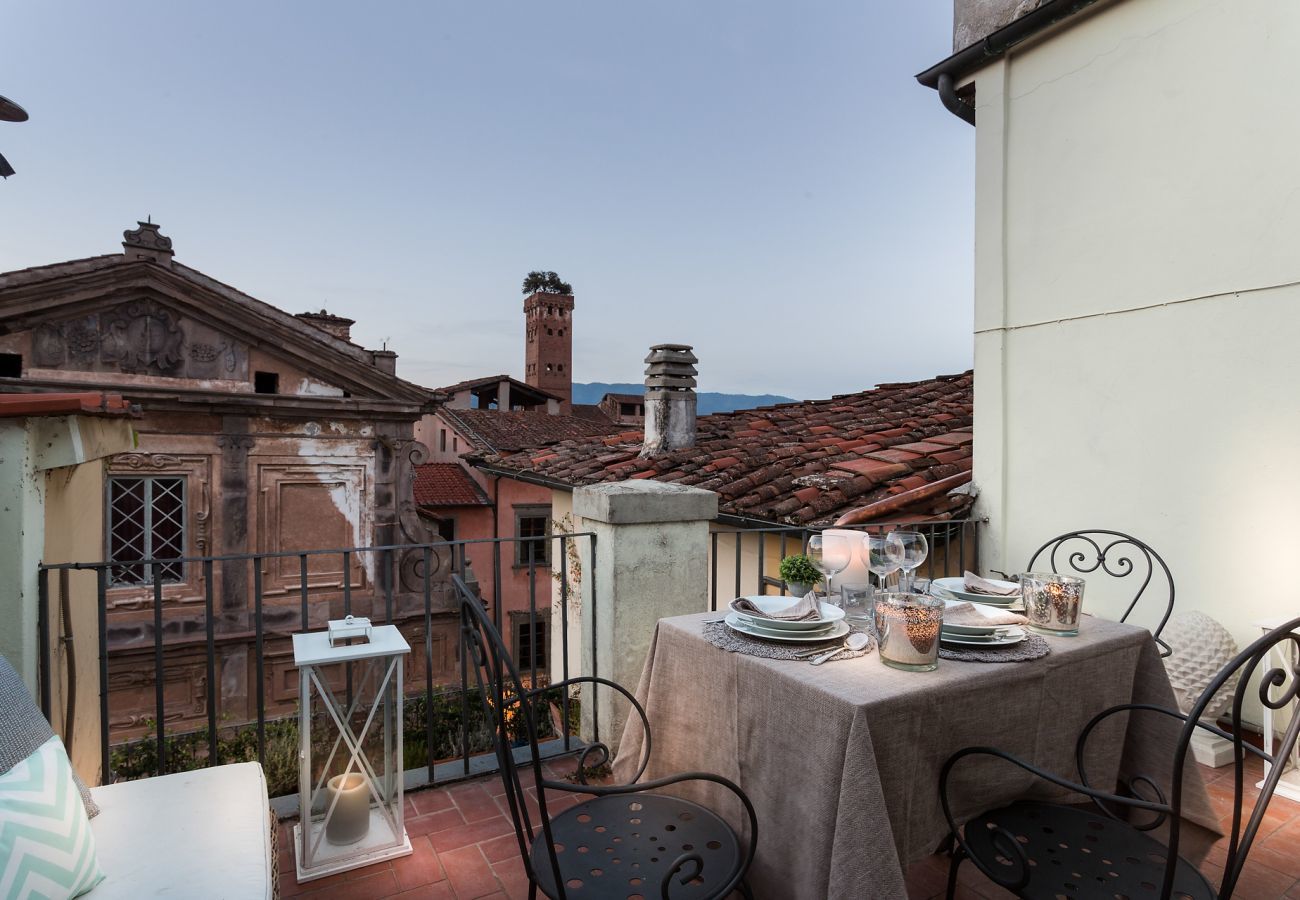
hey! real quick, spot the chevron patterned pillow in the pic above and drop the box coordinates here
[0,735,105,899]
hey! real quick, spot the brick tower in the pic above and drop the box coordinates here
[523,290,574,411]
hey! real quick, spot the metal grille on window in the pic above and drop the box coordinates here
[109,476,185,585]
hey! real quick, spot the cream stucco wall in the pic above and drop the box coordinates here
[970,0,1300,721]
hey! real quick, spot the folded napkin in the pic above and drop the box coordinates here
[729,591,823,622]
[964,570,1021,596]
[942,599,1028,627]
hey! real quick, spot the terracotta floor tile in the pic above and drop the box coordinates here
[479,832,525,864]
[409,787,456,817]
[391,883,456,900]
[429,815,516,854]
[391,835,446,892]
[489,856,532,900]
[407,807,467,838]
[298,869,398,900]
[449,782,505,824]
[439,844,502,899]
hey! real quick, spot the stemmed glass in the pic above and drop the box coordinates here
[892,531,929,593]
[807,534,851,598]
[863,532,905,595]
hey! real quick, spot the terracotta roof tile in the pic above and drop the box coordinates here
[469,372,974,526]
[442,407,623,453]
[413,463,490,506]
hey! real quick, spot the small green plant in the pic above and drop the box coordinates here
[779,554,820,586]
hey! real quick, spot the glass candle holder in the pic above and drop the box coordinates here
[873,592,943,672]
[1021,572,1085,636]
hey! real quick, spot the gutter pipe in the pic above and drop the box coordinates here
[916,0,1103,125]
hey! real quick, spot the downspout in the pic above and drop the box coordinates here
[937,74,975,126]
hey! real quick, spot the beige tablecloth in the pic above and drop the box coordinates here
[613,612,1219,900]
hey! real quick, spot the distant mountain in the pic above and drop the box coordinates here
[573,382,795,415]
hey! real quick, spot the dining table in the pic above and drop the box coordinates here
[611,610,1220,900]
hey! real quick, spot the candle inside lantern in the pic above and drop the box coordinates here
[874,593,943,672]
[1021,572,1085,636]
[325,772,371,845]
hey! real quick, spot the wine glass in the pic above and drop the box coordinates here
[863,532,905,595]
[807,534,851,598]
[891,531,929,593]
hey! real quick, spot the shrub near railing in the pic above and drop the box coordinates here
[108,684,567,797]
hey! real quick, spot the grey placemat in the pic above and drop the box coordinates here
[703,620,875,661]
[939,634,1050,662]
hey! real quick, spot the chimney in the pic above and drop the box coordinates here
[640,344,698,458]
[372,349,398,375]
[296,309,355,342]
[121,219,174,266]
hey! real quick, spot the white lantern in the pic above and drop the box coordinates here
[292,623,412,882]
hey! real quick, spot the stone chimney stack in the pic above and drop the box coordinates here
[640,344,698,458]
[296,309,355,342]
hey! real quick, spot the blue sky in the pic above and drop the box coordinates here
[1,1,972,399]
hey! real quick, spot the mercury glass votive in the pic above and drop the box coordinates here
[873,592,943,672]
[1021,572,1085,636]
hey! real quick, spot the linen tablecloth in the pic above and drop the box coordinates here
[612,612,1219,900]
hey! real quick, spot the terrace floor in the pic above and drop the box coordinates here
[278,754,1300,899]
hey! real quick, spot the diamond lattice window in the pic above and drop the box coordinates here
[108,476,186,585]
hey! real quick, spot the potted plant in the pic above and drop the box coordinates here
[779,554,821,596]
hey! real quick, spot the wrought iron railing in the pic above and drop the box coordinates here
[36,533,594,797]
[707,518,983,609]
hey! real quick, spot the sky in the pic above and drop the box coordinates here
[0,1,973,401]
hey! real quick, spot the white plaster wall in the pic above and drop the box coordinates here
[0,423,43,688]
[971,0,1300,718]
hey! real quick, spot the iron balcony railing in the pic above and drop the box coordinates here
[708,518,984,609]
[36,532,594,798]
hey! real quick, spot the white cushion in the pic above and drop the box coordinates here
[88,762,273,899]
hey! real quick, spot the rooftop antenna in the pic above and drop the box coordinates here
[0,94,29,179]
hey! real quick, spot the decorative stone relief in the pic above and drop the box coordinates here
[100,299,186,374]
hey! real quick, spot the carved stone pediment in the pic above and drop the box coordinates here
[23,296,250,380]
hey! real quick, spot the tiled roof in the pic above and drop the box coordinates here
[601,392,643,404]
[570,403,615,422]
[413,463,490,507]
[472,372,975,526]
[442,407,624,454]
[436,374,561,401]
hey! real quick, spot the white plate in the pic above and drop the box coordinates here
[728,596,846,630]
[724,612,850,643]
[933,576,1022,604]
[940,626,1027,648]
[941,621,1001,636]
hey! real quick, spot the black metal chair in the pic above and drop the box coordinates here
[1025,530,1176,656]
[453,575,757,899]
[939,615,1300,899]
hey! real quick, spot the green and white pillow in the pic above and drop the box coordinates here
[0,735,105,899]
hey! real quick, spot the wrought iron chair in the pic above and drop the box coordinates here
[939,615,1300,899]
[453,575,757,900]
[1025,530,1176,656]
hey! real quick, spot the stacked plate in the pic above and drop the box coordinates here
[940,619,1027,648]
[931,576,1024,610]
[725,596,849,643]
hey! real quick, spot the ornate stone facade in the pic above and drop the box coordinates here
[0,222,448,743]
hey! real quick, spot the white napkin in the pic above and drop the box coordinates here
[963,570,1021,597]
[729,591,823,622]
[942,599,1027,627]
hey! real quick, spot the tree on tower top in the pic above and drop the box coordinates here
[522,271,573,295]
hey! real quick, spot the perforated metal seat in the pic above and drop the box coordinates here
[963,802,1213,900]
[940,616,1300,900]
[531,794,741,899]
